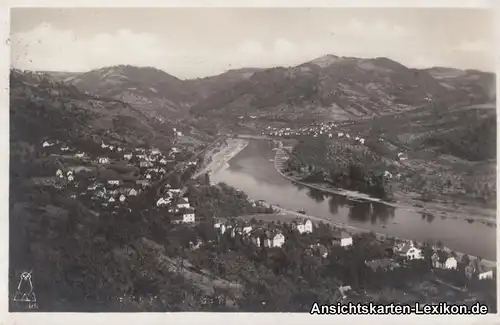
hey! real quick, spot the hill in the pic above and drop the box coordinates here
[190,55,495,122]
[10,69,177,151]
[424,67,495,103]
[46,65,261,121]
[185,68,263,99]
[46,65,197,120]
[45,57,494,126]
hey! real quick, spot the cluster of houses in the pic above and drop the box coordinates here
[40,138,197,214]
[365,240,495,281]
[156,184,196,224]
[262,122,342,139]
[212,217,354,250]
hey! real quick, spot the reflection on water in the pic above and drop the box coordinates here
[307,188,326,203]
[211,139,496,260]
[421,212,435,224]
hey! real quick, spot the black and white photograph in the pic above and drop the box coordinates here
[7,4,497,315]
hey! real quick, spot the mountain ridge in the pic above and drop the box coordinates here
[40,54,495,122]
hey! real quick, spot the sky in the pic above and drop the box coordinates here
[10,7,496,79]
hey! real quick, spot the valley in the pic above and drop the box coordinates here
[10,52,497,312]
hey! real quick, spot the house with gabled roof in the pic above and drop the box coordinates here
[465,259,494,280]
[292,218,313,234]
[263,230,285,248]
[182,208,196,223]
[176,197,190,209]
[332,231,353,247]
[396,242,423,260]
[242,224,253,235]
[127,188,139,196]
[156,197,171,207]
[42,140,55,148]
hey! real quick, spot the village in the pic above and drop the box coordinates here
[37,136,200,224]
[206,214,494,283]
[33,134,495,306]
[262,121,408,178]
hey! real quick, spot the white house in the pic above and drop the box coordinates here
[479,269,494,280]
[108,197,116,203]
[169,188,181,195]
[151,148,161,155]
[56,169,63,177]
[107,180,121,186]
[128,188,138,196]
[124,153,133,160]
[397,152,408,161]
[355,136,360,141]
[359,138,365,145]
[109,146,115,151]
[345,134,351,139]
[119,194,126,202]
[265,232,285,248]
[182,210,196,223]
[156,197,170,207]
[177,198,190,209]
[398,242,423,260]
[61,145,70,151]
[384,170,393,178]
[67,175,74,182]
[294,219,313,234]
[444,257,458,270]
[98,157,110,164]
[145,174,152,180]
[42,141,54,148]
[242,225,253,234]
[101,142,109,149]
[339,231,353,247]
[466,259,495,280]
[338,285,352,299]
[338,132,344,137]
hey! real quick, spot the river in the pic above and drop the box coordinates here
[211,140,497,261]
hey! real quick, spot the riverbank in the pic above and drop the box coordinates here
[194,138,249,179]
[273,148,496,226]
[269,149,496,266]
